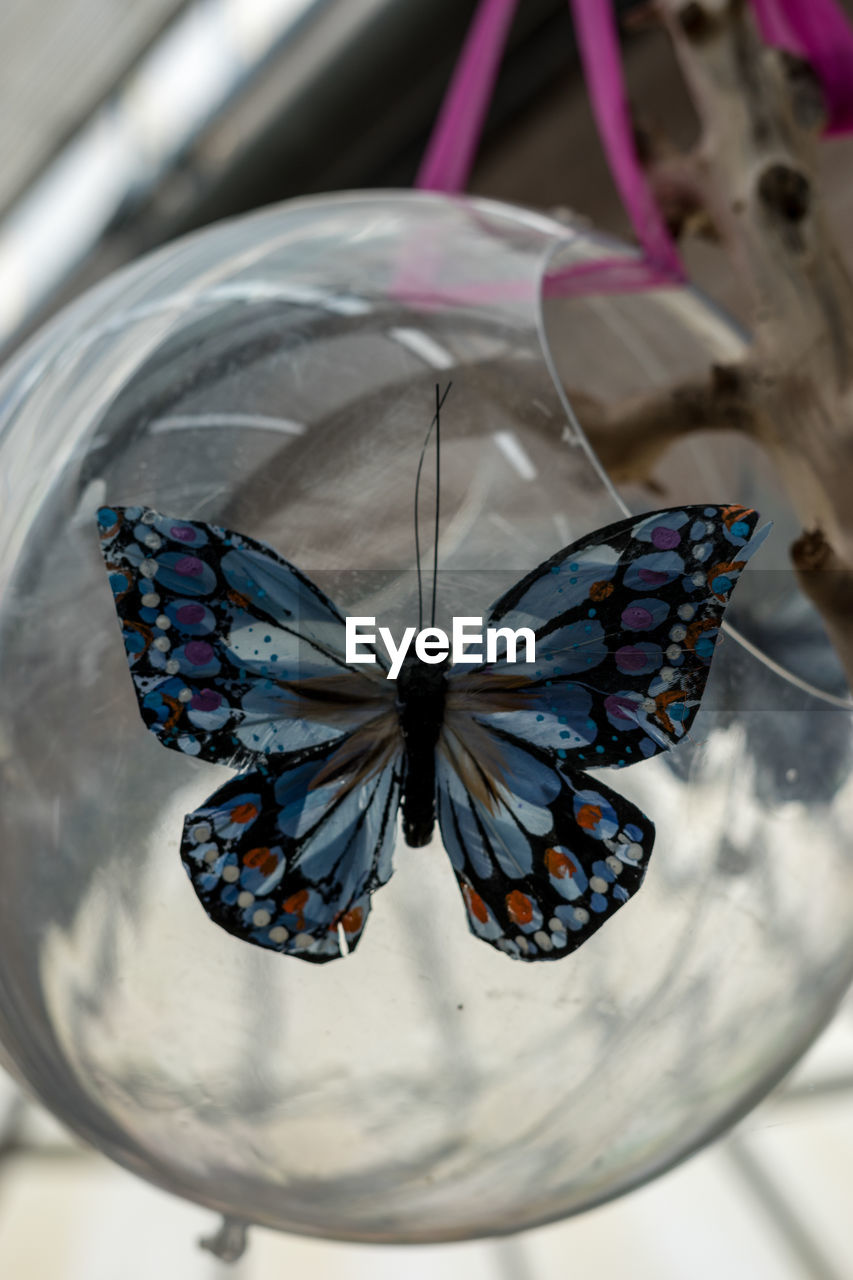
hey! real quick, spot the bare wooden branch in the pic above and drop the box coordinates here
[576,0,853,680]
[575,366,758,484]
[659,0,853,557]
[793,527,853,688]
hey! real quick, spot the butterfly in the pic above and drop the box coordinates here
[96,501,767,963]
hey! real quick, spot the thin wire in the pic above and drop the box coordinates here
[431,383,441,628]
[414,381,452,631]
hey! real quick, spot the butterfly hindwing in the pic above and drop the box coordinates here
[181,736,403,963]
[436,730,653,961]
[97,505,391,769]
[450,505,767,770]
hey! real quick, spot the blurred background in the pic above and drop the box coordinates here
[3,0,853,1275]
[0,0,769,355]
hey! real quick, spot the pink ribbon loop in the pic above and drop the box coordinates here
[415,0,520,192]
[416,0,853,296]
[750,0,853,135]
[568,0,684,283]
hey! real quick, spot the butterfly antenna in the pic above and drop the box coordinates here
[414,381,452,631]
[431,383,442,629]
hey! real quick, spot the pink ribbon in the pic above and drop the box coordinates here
[751,0,853,134]
[415,0,853,296]
[415,0,684,292]
[568,0,685,283]
[415,0,520,192]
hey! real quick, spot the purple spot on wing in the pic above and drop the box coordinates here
[615,646,649,673]
[191,688,222,712]
[604,694,637,723]
[177,603,206,623]
[175,555,204,577]
[651,526,681,549]
[621,605,653,630]
[171,525,198,542]
[185,641,214,666]
[638,568,669,586]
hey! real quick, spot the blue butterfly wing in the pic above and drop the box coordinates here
[180,733,403,963]
[435,727,653,961]
[97,505,392,768]
[450,505,768,769]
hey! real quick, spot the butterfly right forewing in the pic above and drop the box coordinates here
[452,505,767,771]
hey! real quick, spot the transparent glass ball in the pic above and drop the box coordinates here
[0,192,851,1242]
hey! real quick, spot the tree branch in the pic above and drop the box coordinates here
[576,365,758,484]
[793,527,853,689]
[575,0,853,681]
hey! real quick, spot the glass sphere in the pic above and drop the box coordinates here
[0,192,851,1243]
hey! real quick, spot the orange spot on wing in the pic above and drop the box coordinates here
[685,616,718,651]
[159,693,184,733]
[283,890,309,930]
[722,504,752,528]
[341,905,364,935]
[463,884,489,924]
[545,847,576,878]
[589,580,614,601]
[576,804,602,831]
[230,802,258,824]
[653,686,694,735]
[122,618,153,650]
[226,587,253,611]
[243,846,277,876]
[707,558,746,597]
[506,890,534,925]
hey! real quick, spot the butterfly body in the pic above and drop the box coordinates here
[396,652,449,847]
[97,501,768,964]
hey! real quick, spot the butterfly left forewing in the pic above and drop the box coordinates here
[97,505,392,769]
[436,723,653,961]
